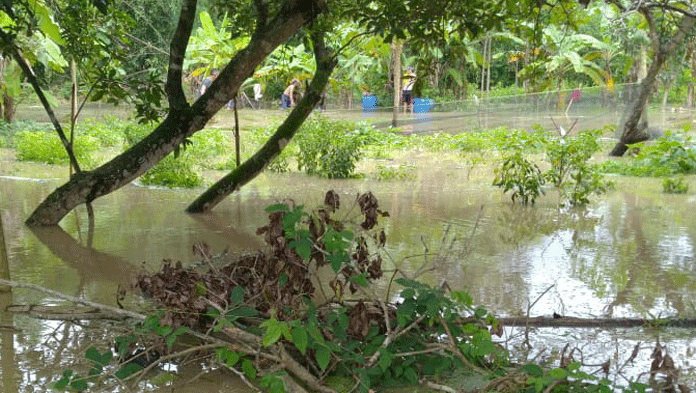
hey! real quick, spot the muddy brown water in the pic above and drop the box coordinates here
[1,104,696,391]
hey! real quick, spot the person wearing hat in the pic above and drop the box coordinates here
[281,78,301,109]
[402,67,416,113]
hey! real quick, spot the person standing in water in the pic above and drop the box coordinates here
[402,67,416,113]
[197,69,219,99]
[281,79,301,109]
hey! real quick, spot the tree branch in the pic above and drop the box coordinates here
[0,278,145,320]
[0,32,82,174]
[186,26,337,212]
[166,0,197,110]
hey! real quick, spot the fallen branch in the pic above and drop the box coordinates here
[495,316,696,329]
[0,279,145,320]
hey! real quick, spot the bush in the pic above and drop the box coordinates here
[600,134,696,177]
[139,155,201,188]
[375,164,416,180]
[13,130,98,167]
[0,119,46,148]
[663,176,689,194]
[493,151,546,205]
[494,130,611,206]
[295,117,371,178]
[77,117,125,148]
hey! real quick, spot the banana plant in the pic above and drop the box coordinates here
[185,11,250,82]
[522,24,614,93]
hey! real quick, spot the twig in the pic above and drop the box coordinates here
[0,279,145,320]
[224,364,262,392]
[438,315,487,375]
[422,380,456,393]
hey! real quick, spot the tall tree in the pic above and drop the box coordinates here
[24,0,328,226]
[607,0,696,156]
[22,0,529,226]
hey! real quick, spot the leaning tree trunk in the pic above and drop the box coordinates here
[186,31,337,213]
[610,12,696,157]
[25,0,325,227]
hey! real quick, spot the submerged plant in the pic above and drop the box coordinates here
[663,176,689,194]
[493,151,546,205]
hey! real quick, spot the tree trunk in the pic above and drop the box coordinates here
[186,31,337,213]
[25,0,325,226]
[391,40,402,128]
[609,13,696,157]
[2,93,13,123]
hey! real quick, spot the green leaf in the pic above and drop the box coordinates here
[242,359,257,380]
[85,347,101,363]
[155,325,173,336]
[27,0,65,45]
[54,370,73,389]
[230,285,245,304]
[289,238,312,260]
[115,363,142,380]
[227,306,258,320]
[522,363,544,377]
[261,318,283,347]
[215,348,241,367]
[70,378,88,391]
[264,204,289,213]
[549,367,568,379]
[377,351,393,371]
[403,366,419,384]
[315,347,331,370]
[291,327,308,354]
[349,274,369,287]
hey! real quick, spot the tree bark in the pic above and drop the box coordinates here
[609,12,696,156]
[391,40,402,127]
[186,30,337,213]
[25,0,326,226]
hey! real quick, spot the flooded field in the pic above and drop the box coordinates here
[1,102,696,391]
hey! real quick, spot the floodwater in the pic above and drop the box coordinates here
[2,102,696,391]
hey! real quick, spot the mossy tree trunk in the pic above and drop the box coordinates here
[610,11,696,157]
[25,0,326,226]
[187,31,336,213]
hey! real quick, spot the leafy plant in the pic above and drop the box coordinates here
[494,130,611,206]
[522,361,648,393]
[139,154,202,188]
[663,176,688,194]
[375,164,416,180]
[0,119,46,147]
[13,130,98,167]
[493,151,546,205]
[600,134,696,177]
[542,130,611,206]
[295,117,369,178]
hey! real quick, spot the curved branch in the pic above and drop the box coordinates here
[186,28,338,213]
[0,31,82,174]
[166,0,197,110]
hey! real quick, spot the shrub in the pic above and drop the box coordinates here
[493,151,545,205]
[139,155,201,188]
[600,134,696,177]
[13,130,97,167]
[494,130,611,206]
[295,117,370,178]
[0,119,47,147]
[375,164,416,180]
[663,176,688,194]
[77,117,125,148]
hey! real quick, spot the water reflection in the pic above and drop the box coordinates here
[2,158,696,389]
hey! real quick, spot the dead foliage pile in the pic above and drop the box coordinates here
[133,190,389,329]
